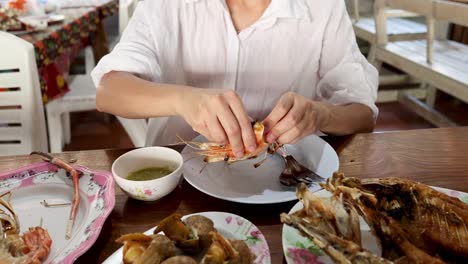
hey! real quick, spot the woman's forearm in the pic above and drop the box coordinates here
[96,71,190,119]
[96,71,259,153]
[318,102,375,136]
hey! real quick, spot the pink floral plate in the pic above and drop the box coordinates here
[0,162,115,264]
[103,211,271,264]
[282,186,468,264]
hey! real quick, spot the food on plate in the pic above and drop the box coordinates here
[135,235,180,264]
[184,215,215,248]
[127,167,176,181]
[230,240,254,264]
[292,183,361,245]
[202,231,239,263]
[282,213,392,264]
[281,173,468,264]
[31,152,80,240]
[175,121,279,166]
[0,192,52,264]
[161,256,197,264]
[154,213,192,242]
[117,213,255,264]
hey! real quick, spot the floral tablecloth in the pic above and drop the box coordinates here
[7,0,117,103]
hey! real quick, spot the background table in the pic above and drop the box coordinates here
[0,127,467,263]
[2,0,117,103]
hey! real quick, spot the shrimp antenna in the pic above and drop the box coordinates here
[168,135,202,150]
[182,155,198,163]
[199,162,208,173]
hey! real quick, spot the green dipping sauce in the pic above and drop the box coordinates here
[127,166,174,181]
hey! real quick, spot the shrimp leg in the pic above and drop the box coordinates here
[31,152,80,240]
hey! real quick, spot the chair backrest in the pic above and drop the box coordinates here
[375,0,468,63]
[349,0,423,21]
[384,0,434,16]
[0,32,48,156]
[433,0,468,28]
[119,0,139,34]
[375,0,433,62]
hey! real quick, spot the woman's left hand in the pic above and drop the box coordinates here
[262,92,330,144]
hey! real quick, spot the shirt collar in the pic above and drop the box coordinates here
[185,0,312,22]
[266,0,312,21]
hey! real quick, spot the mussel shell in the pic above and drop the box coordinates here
[184,215,216,248]
[176,238,202,254]
[230,240,255,264]
[161,256,197,264]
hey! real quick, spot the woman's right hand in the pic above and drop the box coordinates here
[176,88,257,158]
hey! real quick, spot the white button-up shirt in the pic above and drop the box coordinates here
[92,0,378,146]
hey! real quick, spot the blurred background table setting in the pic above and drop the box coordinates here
[0,0,117,103]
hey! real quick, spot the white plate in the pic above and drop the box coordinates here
[18,14,65,28]
[182,135,339,204]
[0,162,115,264]
[282,187,468,263]
[103,212,271,264]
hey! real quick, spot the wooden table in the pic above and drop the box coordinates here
[0,127,467,263]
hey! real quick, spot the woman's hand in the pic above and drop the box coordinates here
[176,88,257,158]
[262,92,330,145]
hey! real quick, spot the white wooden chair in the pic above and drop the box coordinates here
[0,32,48,156]
[350,0,427,67]
[347,0,429,103]
[45,47,97,153]
[375,0,468,127]
[46,0,147,152]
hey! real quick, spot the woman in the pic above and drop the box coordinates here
[92,0,378,158]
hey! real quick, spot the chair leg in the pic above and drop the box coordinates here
[46,108,64,153]
[368,45,382,71]
[62,112,71,145]
[426,85,437,107]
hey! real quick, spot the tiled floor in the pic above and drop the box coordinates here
[63,93,467,151]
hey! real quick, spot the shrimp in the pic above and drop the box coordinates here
[0,192,52,264]
[177,121,280,167]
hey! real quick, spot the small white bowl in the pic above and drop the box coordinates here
[112,147,183,202]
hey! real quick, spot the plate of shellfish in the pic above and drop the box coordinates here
[0,153,115,264]
[103,212,271,264]
[180,122,339,204]
[281,172,468,264]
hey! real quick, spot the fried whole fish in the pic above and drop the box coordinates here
[282,173,468,264]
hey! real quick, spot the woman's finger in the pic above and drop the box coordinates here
[262,93,294,133]
[265,102,306,143]
[193,121,212,141]
[226,92,257,152]
[276,109,319,144]
[213,96,245,157]
[276,126,303,145]
[204,117,227,144]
